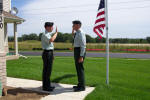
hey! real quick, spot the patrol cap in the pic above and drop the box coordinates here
[72,20,82,25]
[44,22,54,27]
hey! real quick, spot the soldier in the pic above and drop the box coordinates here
[41,22,58,92]
[72,20,86,92]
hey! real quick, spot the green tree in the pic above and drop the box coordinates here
[146,37,150,43]
[38,33,43,41]
[22,34,29,41]
[86,35,96,43]
[63,33,73,43]
[95,37,106,43]
[8,36,14,42]
[28,33,38,40]
[55,32,64,42]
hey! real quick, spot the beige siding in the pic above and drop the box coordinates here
[0,15,4,52]
[0,14,7,88]
[0,53,7,88]
[0,0,8,89]
[4,23,9,53]
[3,0,11,12]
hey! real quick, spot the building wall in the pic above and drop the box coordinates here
[3,0,11,53]
[4,23,8,53]
[0,53,7,88]
[0,0,6,88]
[0,15,4,52]
[0,13,7,87]
[3,0,11,12]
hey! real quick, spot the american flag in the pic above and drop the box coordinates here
[93,0,105,39]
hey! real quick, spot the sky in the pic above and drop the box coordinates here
[8,0,150,38]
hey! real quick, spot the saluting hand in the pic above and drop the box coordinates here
[50,26,58,42]
[55,26,58,34]
[72,27,75,36]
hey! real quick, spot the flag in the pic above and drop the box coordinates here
[93,0,105,39]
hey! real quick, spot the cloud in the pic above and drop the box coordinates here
[9,0,150,38]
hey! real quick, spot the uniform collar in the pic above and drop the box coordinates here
[45,30,52,34]
[76,29,82,33]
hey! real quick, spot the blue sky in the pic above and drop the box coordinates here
[12,0,29,9]
[9,0,150,38]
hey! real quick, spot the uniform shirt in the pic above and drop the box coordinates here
[74,29,86,57]
[41,30,54,50]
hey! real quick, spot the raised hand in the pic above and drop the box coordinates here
[55,26,58,34]
[72,26,75,36]
[50,26,58,42]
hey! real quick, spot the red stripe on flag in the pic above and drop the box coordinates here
[93,28,103,39]
[95,18,105,24]
[97,11,105,17]
[98,28,103,35]
[93,0,106,40]
[94,24,105,29]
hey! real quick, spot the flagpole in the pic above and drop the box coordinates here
[105,0,109,85]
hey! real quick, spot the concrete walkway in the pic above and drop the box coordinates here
[7,77,95,100]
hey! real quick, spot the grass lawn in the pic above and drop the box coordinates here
[7,56,150,100]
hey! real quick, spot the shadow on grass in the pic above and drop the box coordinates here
[52,74,76,83]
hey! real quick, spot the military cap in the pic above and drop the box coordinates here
[44,22,54,27]
[72,20,82,25]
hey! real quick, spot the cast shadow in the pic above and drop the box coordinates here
[26,74,76,95]
[52,74,76,83]
[7,87,49,96]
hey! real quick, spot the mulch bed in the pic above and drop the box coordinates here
[0,86,49,100]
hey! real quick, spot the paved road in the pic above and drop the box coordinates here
[18,51,150,59]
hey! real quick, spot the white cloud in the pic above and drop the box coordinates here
[9,0,150,38]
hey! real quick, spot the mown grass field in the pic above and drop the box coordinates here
[8,40,150,53]
[7,56,150,100]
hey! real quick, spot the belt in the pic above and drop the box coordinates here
[43,49,53,52]
[74,47,80,49]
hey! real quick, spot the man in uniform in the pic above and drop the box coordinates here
[41,22,58,92]
[72,20,86,92]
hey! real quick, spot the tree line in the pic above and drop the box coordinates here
[8,32,150,43]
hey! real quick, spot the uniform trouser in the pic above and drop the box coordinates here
[74,47,86,87]
[42,50,53,89]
